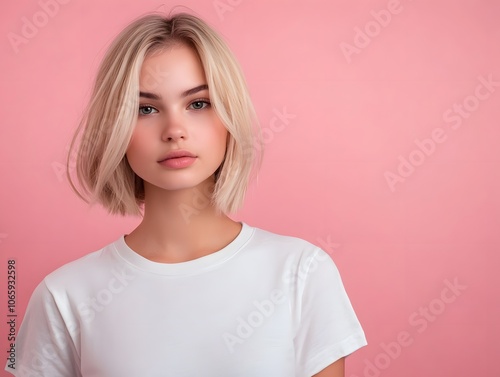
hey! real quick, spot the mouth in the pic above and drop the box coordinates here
[158,150,197,169]
[158,150,197,162]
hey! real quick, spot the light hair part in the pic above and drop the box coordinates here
[68,12,262,216]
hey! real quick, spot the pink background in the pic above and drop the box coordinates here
[1,0,499,376]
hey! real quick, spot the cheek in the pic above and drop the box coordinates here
[218,126,228,145]
[214,127,228,159]
[213,118,228,147]
[197,115,228,152]
[125,138,137,160]
[126,128,148,153]
[125,132,147,166]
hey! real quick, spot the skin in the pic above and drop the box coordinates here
[313,357,345,377]
[124,43,345,377]
[125,44,241,263]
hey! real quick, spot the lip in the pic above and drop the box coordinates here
[158,150,197,169]
[158,150,197,162]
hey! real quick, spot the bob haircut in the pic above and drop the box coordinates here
[68,11,261,216]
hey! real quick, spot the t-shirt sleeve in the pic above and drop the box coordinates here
[5,280,81,377]
[293,247,367,377]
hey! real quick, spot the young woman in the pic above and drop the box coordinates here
[6,11,367,377]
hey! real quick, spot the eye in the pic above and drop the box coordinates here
[189,100,210,110]
[138,105,158,116]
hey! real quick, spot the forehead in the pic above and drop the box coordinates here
[139,44,206,92]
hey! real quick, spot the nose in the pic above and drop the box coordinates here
[161,112,187,142]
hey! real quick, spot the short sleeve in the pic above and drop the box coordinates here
[294,248,367,377]
[5,280,81,377]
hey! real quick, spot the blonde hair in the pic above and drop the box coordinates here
[68,11,261,216]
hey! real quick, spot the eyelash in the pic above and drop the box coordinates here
[138,98,211,116]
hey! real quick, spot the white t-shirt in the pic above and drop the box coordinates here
[5,222,367,377]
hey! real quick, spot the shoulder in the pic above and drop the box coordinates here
[42,237,124,294]
[249,225,318,252]
[245,224,332,269]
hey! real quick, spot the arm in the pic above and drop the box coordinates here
[5,281,81,376]
[292,247,366,376]
[313,357,345,377]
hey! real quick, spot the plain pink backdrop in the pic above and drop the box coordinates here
[1,0,499,376]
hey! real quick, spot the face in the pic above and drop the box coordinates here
[126,44,228,194]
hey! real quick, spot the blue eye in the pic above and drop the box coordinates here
[189,100,210,110]
[139,105,158,116]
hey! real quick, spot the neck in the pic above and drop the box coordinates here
[125,178,241,263]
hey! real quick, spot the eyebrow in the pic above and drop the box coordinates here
[139,84,208,100]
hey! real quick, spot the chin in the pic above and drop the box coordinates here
[147,176,216,193]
